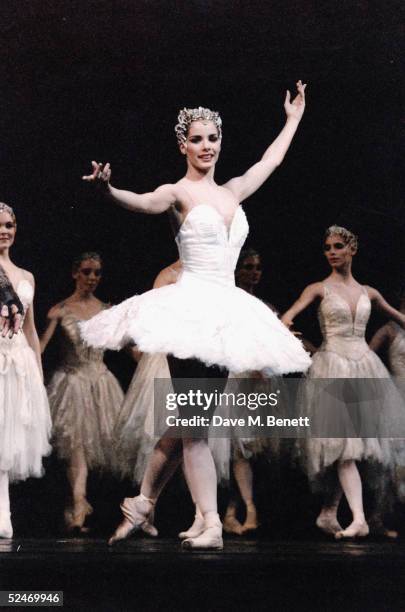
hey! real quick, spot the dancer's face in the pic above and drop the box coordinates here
[236,255,262,288]
[180,120,221,170]
[0,211,16,250]
[73,258,102,293]
[323,234,356,268]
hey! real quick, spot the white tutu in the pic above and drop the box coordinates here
[81,205,311,375]
[0,281,51,482]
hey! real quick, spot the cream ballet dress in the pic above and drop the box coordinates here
[300,283,405,478]
[0,280,51,481]
[47,305,124,469]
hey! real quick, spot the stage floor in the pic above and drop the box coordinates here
[1,537,405,611]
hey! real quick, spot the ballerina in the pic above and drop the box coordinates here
[0,202,51,539]
[222,248,270,535]
[81,81,311,549]
[281,225,405,539]
[40,252,124,533]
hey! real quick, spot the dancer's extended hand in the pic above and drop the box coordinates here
[284,80,307,122]
[82,161,111,189]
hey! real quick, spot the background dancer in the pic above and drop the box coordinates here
[282,225,405,539]
[0,203,51,539]
[40,252,124,533]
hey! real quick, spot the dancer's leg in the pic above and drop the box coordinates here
[178,463,205,539]
[223,496,244,535]
[233,458,258,532]
[109,437,183,544]
[335,460,369,538]
[65,447,92,531]
[168,355,227,549]
[0,470,12,538]
[316,478,343,535]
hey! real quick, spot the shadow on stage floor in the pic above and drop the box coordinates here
[1,536,405,611]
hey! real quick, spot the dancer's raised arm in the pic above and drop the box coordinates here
[367,287,405,328]
[281,282,323,329]
[82,162,177,214]
[224,80,306,203]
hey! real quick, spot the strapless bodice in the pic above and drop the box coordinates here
[175,204,249,286]
[318,285,371,360]
[59,311,106,373]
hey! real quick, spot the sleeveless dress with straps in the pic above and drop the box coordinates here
[47,304,124,469]
[300,283,405,477]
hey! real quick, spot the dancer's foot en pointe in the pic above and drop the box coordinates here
[335,517,369,539]
[64,498,93,533]
[223,512,244,535]
[242,501,259,533]
[108,494,157,545]
[182,513,223,550]
[316,511,342,536]
[178,508,205,539]
[0,511,13,539]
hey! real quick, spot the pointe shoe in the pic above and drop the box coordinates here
[316,513,342,536]
[108,494,157,545]
[335,519,369,540]
[242,504,259,533]
[182,515,223,550]
[223,514,244,535]
[64,499,93,533]
[179,514,205,539]
[0,511,13,539]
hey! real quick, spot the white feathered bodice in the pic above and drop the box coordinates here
[175,204,248,286]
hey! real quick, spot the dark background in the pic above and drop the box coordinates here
[1,0,404,535]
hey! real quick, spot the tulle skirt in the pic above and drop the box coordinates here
[80,273,311,375]
[47,361,124,469]
[0,333,51,482]
[298,345,405,478]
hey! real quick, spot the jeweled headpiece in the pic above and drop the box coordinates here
[324,225,358,250]
[72,251,102,273]
[175,107,222,145]
[0,202,16,222]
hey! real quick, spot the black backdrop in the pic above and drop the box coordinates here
[1,0,404,535]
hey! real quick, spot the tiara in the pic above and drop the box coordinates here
[0,203,15,219]
[175,107,222,144]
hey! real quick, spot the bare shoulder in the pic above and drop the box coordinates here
[159,183,187,205]
[47,301,65,320]
[303,281,324,298]
[20,268,35,288]
[364,285,380,300]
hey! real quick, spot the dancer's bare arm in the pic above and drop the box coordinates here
[224,81,306,203]
[368,287,405,328]
[82,162,177,214]
[281,282,323,329]
[40,304,64,353]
